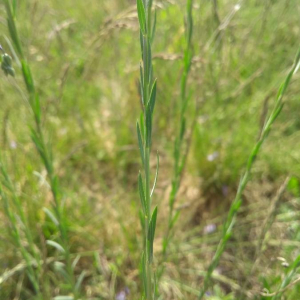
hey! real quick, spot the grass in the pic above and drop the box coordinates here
[2,0,79,298]
[136,0,158,299]
[0,159,41,295]
[1,0,300,299]
[162,0,194,253]
[198,48,300,300]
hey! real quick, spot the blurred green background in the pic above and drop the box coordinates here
[1,0,300,299]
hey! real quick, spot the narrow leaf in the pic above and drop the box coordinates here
[147,42,152,80]
[138,173,147,214]
[31,129,47,169]
[140,29,144,54]
[72,255,81,270]
[21,60,35,94]
[137,0,146,35]
[148,206,158,263]
[270,103,284,125]
[139,63,144,105]
[151,9,157,43]
[140,112,145,139]
[148,79,157,115]
[53,262,69,280]
[75,270,86,292]
[150,152,159,197]
[4,35,21,67]
[46,240,65,253]
[43,207,59,226]
[180,117,186,141]
[145,105,152,148]
[34,93,41,124]
[170,210,180,230]
[4,3,23,57]
[137,121,145,167]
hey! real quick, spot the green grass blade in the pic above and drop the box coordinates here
[148,206,158,263]
[137,122,145,167]
[137,0,147,35]
[145,105,152,148]
[148,79,157,115]
[198,47,300,299]
[150,152,159,197]
[138,172,147,214]
[46,240,66,254]
[43,207,59,227]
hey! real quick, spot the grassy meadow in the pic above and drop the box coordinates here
[1,0,300,299]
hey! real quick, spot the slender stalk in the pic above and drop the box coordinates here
[197,48,300,299]
[1,184,41,295]
[271,253,300,300]
[2,0,76,296]
[0,161,40,266]
[237,177,289,299]
[136,0,159,299]
[160,0,194,273]
[1,40,42,300]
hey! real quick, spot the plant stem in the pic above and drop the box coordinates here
[136,0,158,298]
[1,185,41,295]
[3,0,76,296]
[198,48,300,299]
[160,0,194,276]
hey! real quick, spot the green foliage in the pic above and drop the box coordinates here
[0,160,41,294]
[160,0,195,279]
[198,48,300,299]
[136,0,159,298]
[0,0,300,299]
[2,0,78,297]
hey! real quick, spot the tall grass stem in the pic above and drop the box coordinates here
[3,0,77,297]
[160,0,194,276]
[136,0,159,299]
[198,48,300,299]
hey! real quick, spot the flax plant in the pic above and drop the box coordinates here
[161,0,194,266]
[0,161,41,295]
[1,37,42,300]
[198,48,300,299]
[2,0,77,296]
[136,0,159,299]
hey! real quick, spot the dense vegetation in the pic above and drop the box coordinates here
[1,0,300,299]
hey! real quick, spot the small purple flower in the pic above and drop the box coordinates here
[116,292,126,300]
[204,224,216,234]
[116,287,129,300]
[222,185,229,197]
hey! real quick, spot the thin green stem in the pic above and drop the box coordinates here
[198,48,300,299]
[237,177,289,300]
[271,254,300,300]
[1,186,41,295]
[137,0,158,298]
[0,162,40,266]
[160,0,194,278]
[3,0,76,296]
